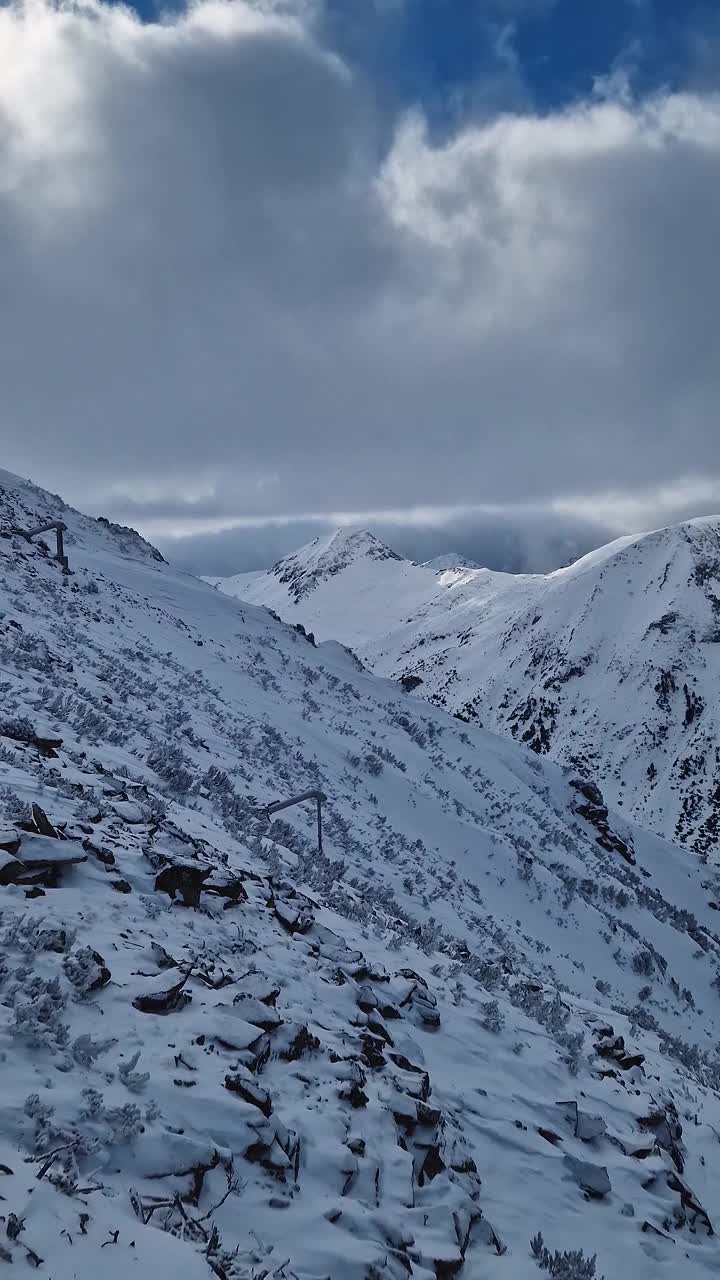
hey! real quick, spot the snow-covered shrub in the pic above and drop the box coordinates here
[3,914,73,955]
[363,753,384,777]
[482,999,505,1033]
[547,990,570,1032]
[0,714,36,742]
[79,1087,105,1118]
[146,739,194,796]
[103,1102,145,1141]
[73,1033,117,1068]
[64,946,109,996]
[530,1233,603,1279]
[0,786,31,822]
[11,975,70,1050]
[118,1050,150,1092]
[632,949,655,977]
[557,1031,584,1076]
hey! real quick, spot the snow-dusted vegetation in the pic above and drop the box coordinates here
[1,471,720,1278]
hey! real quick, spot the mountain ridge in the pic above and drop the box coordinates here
[211,516,720,854]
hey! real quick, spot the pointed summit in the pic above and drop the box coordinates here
[271,527,404,602]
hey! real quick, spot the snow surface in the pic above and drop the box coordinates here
[2,473,720,1279]
[213,521,720,854]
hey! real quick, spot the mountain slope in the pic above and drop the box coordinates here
[213,520,720,855]
[2,473,720,1278]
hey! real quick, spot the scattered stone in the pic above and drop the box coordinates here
[538,1128,563,1146]
[232,993,283,1031]
[83,837,115,866]
[31,803,60,838]
[0,850,23,885]
[225,1072,273,1117]
[112,801,144,824]
[16,833,86,867]
[111,878,132,893]
[638,1104,684,1173]
[236,972,280,1005]
[151,942,178,969]
[667,1171,714,1236]
[0,828,22,856]
[357,985,378,1012]
[563,1154,611,1198]
[575,1112,606,1142]
[361,1033,387,1070]
[277,1024,320,1062]
[273,897,314,934]
[155,861,212,907]
[205,875,248,907]
[133,972,192,1014]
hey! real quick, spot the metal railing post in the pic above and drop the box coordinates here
[264,788,328,855]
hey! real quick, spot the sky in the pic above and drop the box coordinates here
[1,0,719,573]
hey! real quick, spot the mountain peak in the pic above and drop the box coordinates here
[422,552,482,573]
[271,527,404,601]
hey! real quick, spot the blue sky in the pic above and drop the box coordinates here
[131,0,719,126]
[322,0,719,123]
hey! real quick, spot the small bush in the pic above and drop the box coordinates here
[530,1232,603,1279]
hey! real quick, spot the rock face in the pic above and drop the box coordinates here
[570,778,636,865]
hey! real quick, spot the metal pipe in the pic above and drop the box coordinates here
[16,520,69,570]
[264,788,327,855]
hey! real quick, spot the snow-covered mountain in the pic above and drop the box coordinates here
[3,473,720,1278]
[212,521,720,856]
[420,553,482,574]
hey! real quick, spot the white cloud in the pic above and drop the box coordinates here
[1,0,719,541]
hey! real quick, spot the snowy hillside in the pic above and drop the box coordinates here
[3,474,720,1278]
[213,522,720,855]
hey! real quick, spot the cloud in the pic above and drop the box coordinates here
[156,503,615,575]
[1,0,719,557]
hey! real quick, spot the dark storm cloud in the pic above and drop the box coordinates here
[1,1,719,545]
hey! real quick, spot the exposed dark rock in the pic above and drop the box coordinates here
[31,803,60,838]
[538,1128,563,1146]
[232,993,283,1031]
[361,1033,387,1070]
[570,776,636,864]
[0,851,24,886]
[273,896,315,934]
[225,1072,273,1117]
[155,861,212,907]
[82,837,115,865]
[563,1154,611,1198]
[400,675,424,692]
[0,828,22,857]
[133,972,192,1014]
[277,1024,320,1062]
